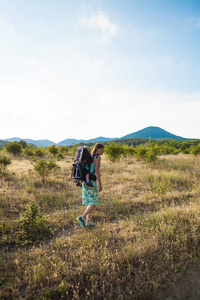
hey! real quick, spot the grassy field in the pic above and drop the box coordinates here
[0,153,200,299]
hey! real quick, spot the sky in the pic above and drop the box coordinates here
[0,0,199,143]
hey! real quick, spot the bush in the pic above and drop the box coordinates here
[35,147,45,157]
[0,155,11,173]
[48,145,59,156]
[5,141,22,155]
[20,201,51,242]
[104,144,124,162]
[32,159,60,182]
[190,145,200,156]
[56,153,64,160]
[19,140,28,148]
[135,145,148,159]
[58,146,69,154]
[122,145,136,157]
[145,146,158,163]
[23,145,35,157]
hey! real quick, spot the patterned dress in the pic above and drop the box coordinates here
[82,161,99,205]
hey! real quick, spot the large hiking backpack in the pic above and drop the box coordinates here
[71,146,93,186]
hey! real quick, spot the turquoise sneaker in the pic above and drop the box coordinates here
[76,216,86,229]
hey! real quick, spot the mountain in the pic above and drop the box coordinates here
[121,126,187,141]
[58,136,117,146]
[5,138,55,147]
[2,127,194,148]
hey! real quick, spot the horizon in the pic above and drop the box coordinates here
[1,126,199,143]
[1,0,200,143]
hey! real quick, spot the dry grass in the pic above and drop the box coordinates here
[0,153,200,299]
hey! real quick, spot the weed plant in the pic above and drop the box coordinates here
[0,153,200,299]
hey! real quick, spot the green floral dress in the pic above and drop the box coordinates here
[82,181,99,205]
[82,160,99,205]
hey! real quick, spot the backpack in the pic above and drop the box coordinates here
[71,146,94,186]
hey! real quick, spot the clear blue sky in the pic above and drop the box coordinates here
[0,0,199,142]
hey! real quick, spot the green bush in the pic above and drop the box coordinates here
[58,145,69,154]
[20,201,51,242]
[190,145,200,155]
[145,146,158,163]
[0,155,11,173]
[35,147,45,157]
[48,145,59,156]
[104,143,124,162]
[122,145,136,157]
[56,153,64,160]
[5,141,22,155]
[135,145,148,159]
[19,140,28,148]
[32,159,60,182]
[23,145,35,157]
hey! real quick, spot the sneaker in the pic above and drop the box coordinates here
[76,216,86,228]
[86,182,94,188]
[86,222,96,229]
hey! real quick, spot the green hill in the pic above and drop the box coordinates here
[121,126,186,141]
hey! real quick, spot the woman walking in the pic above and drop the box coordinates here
[76,143,104,229]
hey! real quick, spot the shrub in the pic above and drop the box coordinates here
[23,145,35,157]
[58,146,69,154]
[122,145,136,157]
[48,145,59,156]
[0,155,11,173]
[135,145,148,159]
[5,141,22,155]
[20,201,51,242]
[145,146,158,162]
[32,159,60,182]
[35,147,45,157]
[56,153,64,160]
[190,145,200,156]
[19,140,28,148]
[104,143,124,162]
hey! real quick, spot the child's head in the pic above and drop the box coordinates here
[84,146,91,154]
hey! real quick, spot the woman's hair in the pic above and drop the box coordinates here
[92,143,104,154]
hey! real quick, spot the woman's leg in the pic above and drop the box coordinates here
[86,208,91,224]
[82,204,96,221]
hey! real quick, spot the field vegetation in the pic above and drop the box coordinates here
[0,140,200,299]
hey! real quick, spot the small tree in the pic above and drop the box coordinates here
[58,145,69,154]
[35,147,45,157]
[135,145,148,160]
[104,143,123,162]
[190,145,200,156]
[19,140,28,148]
[145,146,158,163]
[0,155,11,174]
[48,145,59,156]
[20,201,51,242]
[5,141,22,156]
[23,145,35,157]
[122,145,136,157]
[32,159,60,182]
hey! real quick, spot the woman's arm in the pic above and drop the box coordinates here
[94,156,102,192]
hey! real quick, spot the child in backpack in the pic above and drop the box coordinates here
[84,146,94,187]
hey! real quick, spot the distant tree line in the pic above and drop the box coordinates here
[1,139,200,176]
